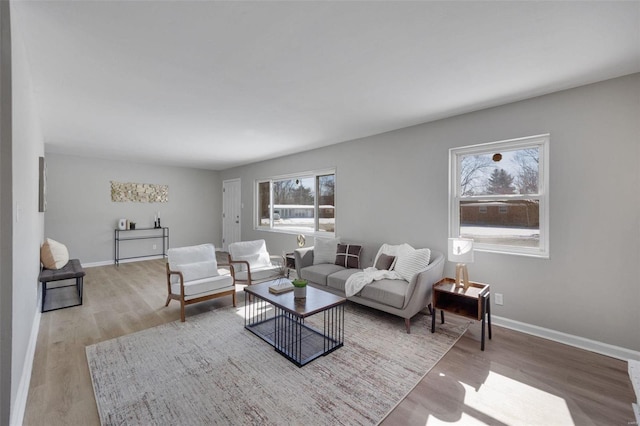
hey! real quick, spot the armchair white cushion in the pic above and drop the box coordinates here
[228,239,283,284]
[166,243,235,322]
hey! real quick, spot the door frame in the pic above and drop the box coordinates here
[222,178,242,251]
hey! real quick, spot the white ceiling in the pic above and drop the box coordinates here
[11,1,640,171]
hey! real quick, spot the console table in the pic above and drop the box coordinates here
[431,277,491,350]
[114,227,169,265]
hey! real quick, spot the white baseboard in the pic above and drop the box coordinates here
[493,315,640,362]
[10,308,41,426]
[630,359,640,402]
[82,255,165,268]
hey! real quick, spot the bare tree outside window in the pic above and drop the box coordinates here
[460,155,494,196]
[317,174,335,232]
[513,148,539,194]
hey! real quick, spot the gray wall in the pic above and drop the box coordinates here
[44,154,222,264]
[7,8,45,424]
[0,2,11,423]
[222,73,640,352]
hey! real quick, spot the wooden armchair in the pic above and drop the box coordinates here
[227,239,284,286]
[166,243,235,322]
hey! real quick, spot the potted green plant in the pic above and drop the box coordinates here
[292,278,307,300]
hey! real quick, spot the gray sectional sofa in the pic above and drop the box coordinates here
[294,244,445,333]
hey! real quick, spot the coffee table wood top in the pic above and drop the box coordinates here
[244,281,346,318]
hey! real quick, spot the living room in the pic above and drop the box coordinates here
[2,1,639,425]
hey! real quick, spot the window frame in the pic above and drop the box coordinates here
[449,134,550,258]
[255,168,336,237]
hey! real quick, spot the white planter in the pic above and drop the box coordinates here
[294,286,306,299]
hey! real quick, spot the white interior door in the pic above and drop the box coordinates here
[222,179,241,251]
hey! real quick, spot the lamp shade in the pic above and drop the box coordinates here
[448,238,474,263]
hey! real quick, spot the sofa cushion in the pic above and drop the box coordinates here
[313,237,340,264]
[327,268,362,292]
[374,254,395,270]
[170,274,233,297]
[394,248,431,282]
[40,238,70,270]
[335,244,362,269]
[300,263,345,285]
[175,261,219,282]
[358,279,407,309]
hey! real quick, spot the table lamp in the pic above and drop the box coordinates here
[448,237,474,291]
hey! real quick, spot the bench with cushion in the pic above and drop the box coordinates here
[39,238,85,312]
[39,259,85,312]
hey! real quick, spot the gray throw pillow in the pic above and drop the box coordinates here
[335,244,362,269]
[374,253,395,270]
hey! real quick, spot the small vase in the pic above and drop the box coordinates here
[294,286,306,300]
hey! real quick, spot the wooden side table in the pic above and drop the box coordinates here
[431,277,492,350]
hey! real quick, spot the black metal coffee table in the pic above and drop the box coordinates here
[244,281,346,367]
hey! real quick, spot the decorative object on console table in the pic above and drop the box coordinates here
[448,237,474,290]
[432,277,491,350]
[292,278,307,300]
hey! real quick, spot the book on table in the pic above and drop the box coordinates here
[269,279,294,294]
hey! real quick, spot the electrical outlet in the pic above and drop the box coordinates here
[152,244,157,250]
[495,293,504,305]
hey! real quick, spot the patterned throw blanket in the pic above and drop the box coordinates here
[345,267,402,297]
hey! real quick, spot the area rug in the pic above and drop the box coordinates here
[86,303,469,425]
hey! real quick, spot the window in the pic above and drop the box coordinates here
[256,169,335,235]
[449,134,549,257]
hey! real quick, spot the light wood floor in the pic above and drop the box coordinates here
[24,259,635,425]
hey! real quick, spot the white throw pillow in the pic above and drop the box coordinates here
[394,248,431,282]
[373,243,414,270]
[40,238,70,269]
[313,237,341,265]
[175,261,219,282]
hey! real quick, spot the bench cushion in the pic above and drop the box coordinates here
[39,259,85,282]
